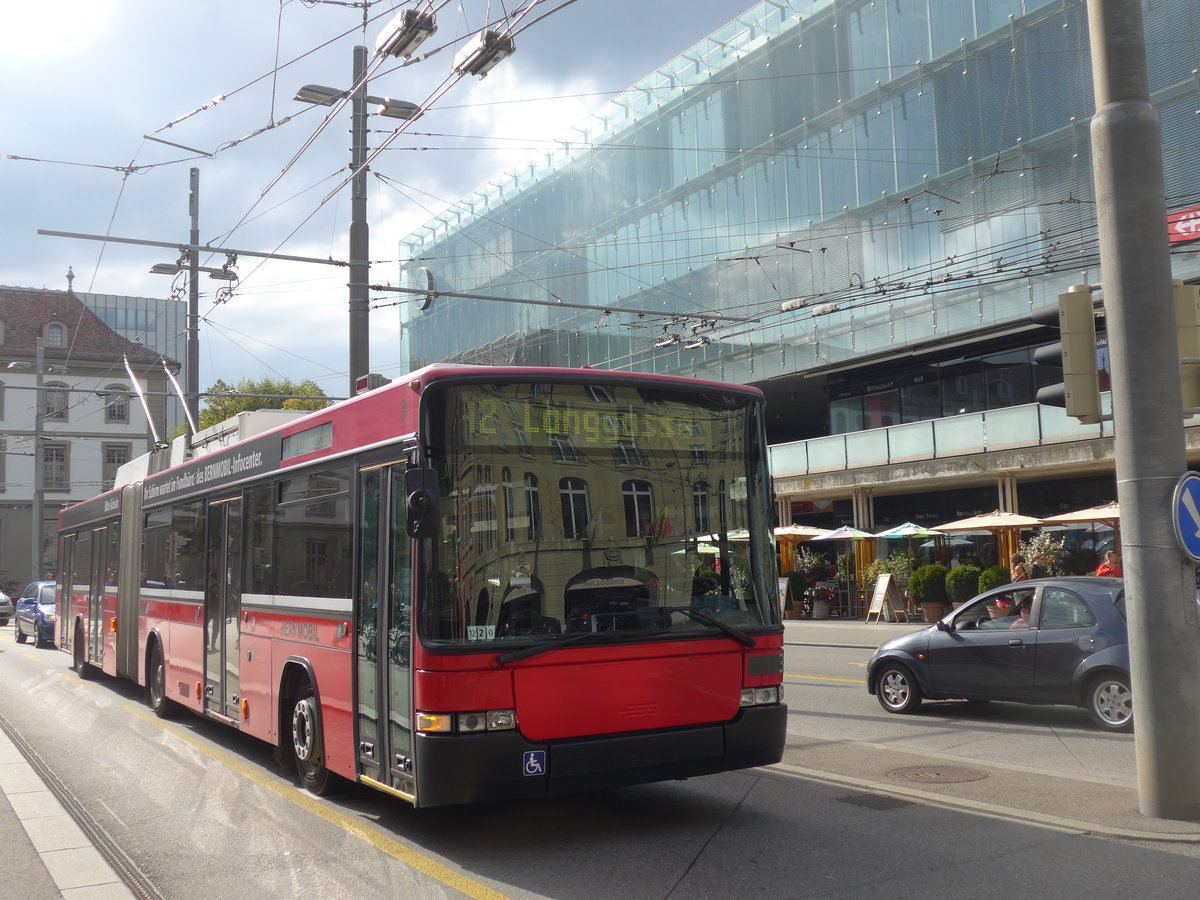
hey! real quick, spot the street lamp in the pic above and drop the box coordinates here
[295,19,427,396]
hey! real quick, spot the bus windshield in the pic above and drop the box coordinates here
[421,379,777,648]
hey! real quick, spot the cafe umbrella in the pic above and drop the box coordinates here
[934,509,1044,567]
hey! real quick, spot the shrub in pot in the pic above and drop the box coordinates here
[978,565,1010,593]
[945,565,980,607]
[912,564,948,621]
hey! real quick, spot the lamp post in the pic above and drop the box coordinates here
[296,53,420,396]
[32,338,44,582]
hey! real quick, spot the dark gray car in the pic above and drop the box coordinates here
[867,577,1131,731]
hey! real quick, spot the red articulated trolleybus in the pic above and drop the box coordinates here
[56,365,786,807]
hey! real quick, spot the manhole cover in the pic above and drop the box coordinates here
[889,765,988,784]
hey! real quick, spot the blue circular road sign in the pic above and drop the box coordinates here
[1172,472,1200,561]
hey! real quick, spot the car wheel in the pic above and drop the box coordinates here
[291,682,338,795]
[1086,672,1133,732]
[147,643,178,719]
[876,662,923,714]
[15,622,27,644]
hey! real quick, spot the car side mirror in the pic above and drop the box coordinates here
[403,467,440,538]
[936,619,952,632]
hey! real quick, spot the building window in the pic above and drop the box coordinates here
[46,323,65,347]
[693,481,710,533]
[549,433,578,463]
[102,443,131,491]
[503,467,515,541]
[44,383,68,421]
[612,439,642,466]
[559,477,589,540]
[523,473,542,539]
[0,438,6,493]
[623,479,654,538]
[105,385,129,424]
[514,425,533,456]
[44,443,68,491]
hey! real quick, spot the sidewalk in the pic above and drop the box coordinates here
[0,725,135,898]
[778,616,1200,842]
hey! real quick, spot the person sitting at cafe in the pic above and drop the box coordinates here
[1095,550,1122,577]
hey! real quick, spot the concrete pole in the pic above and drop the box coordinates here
[1087,0,1200,819]
[187,167,201,432]
[31,338,44,582]
[348,45,370,395]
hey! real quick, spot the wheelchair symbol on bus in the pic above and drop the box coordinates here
[522,750,546,777]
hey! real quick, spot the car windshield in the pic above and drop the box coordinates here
[419,380,778,648]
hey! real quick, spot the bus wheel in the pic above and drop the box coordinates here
[147,643,177,719]
[72,623,95,680]
[291,684,337,795]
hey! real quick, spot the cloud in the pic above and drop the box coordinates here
[2,0,756,394]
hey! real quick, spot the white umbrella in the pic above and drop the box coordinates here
[811,525,875,541]
[1041,501,1120,526]
[699,529,750,542]
[935,509,1044,532]
[774,524,828,539]
[873,522,945,539]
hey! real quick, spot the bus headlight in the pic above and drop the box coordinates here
[456,709,516,732]
[740,686,781,707]
[420,710,518,733]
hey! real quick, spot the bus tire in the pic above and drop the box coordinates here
[291,681,338,796]
[147,642,178,719]
[72,622,95,680]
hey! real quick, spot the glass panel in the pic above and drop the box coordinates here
[357,469,381,777]
[388,467,413,777]
[423,381,774,647]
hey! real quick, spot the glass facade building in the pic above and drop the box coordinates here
[396,0,1200,545]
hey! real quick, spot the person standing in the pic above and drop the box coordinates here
[1010,553,1031,582]
[1096,550,1123,577]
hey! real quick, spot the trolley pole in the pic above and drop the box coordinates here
[187,167,201,432]
[1087,0,1200,819]
[348,44,370,395]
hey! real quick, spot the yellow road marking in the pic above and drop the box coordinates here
[784,673,864,685]
[125,706,511,900]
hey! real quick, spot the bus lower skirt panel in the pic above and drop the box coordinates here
[411,704,787,808]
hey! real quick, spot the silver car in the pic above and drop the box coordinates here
[0,591,12,626]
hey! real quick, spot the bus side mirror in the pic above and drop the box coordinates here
[404,468,440,538]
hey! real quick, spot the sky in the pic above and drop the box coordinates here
[0,0,760,400]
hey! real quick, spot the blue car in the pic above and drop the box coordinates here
[867,577,1131,732]
[15,581,56,647]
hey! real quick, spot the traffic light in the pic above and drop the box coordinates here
[1175,281,1200,410]
[1033,284,1101,424]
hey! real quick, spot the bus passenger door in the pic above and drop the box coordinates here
[87,526,108,665]
[356,462,414,796]
[205,496,243,720]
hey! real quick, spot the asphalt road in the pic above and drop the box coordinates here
[2,631,1199,899]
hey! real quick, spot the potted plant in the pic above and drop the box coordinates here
[978,564,1009,592]
[911,563,949,622]
[804,583,838,619]
[945,565,980,608]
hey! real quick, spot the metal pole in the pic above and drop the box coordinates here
[31,338,44,582]
[187,167,201,432]
[1087,0,1200,819]
[348,45,370,395]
